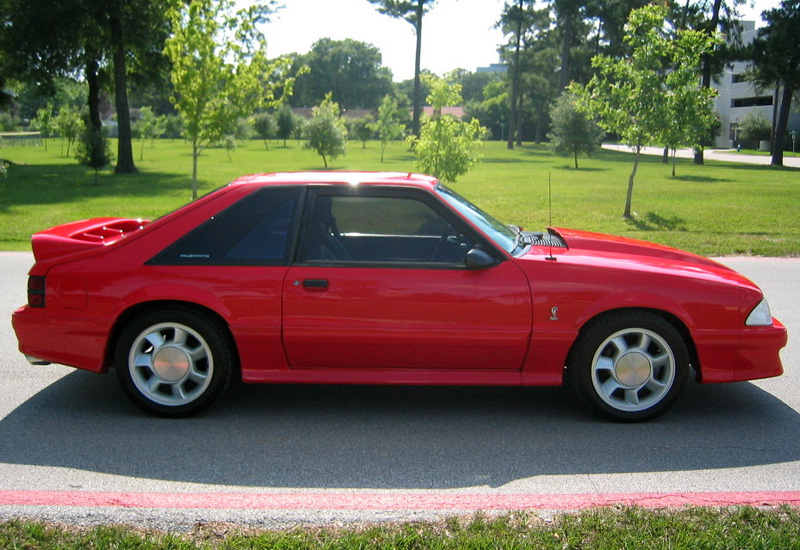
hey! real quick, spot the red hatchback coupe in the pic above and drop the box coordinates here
[12,172,787,420]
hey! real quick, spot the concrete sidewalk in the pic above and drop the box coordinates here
[602,144,800,168]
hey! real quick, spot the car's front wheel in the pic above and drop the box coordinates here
[115,308,234,417]
[570,311,689,421]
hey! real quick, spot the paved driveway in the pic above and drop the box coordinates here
[1,252,798,528]
[602,144,800,168]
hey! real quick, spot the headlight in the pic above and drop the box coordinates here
[746,298,773,326]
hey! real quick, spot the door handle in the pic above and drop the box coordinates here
[302,279,329,289]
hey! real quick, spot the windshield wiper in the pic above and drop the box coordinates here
[508,224,524,251]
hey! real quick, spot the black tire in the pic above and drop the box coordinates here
[569,311,689,422]
[115,307,235,417]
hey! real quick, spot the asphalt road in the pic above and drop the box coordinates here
[0,252,798,528]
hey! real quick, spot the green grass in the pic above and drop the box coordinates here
[734,148,800,157]
[2,507,800,549]
[2,138,799,256]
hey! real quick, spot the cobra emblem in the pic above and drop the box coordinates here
[550,307,559,321]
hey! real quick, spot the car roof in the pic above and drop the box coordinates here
[229,172,440,191]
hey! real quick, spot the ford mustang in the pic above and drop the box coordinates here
[12,172,787,420]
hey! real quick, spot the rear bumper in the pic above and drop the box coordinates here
[697,318,787,383]
[12,305,109,373]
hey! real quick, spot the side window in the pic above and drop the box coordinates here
[303,194,474,265]
[149,187,301,266]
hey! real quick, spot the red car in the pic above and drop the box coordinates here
[12,172,787,421]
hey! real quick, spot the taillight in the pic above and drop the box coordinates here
[27,276,46,307]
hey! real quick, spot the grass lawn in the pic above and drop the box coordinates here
[1,138,798,256]
[734,148,800,157]
[2,507,800,549]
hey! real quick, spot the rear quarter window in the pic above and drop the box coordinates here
[148,187,301,266]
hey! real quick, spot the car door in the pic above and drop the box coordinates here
[282,187,532,371]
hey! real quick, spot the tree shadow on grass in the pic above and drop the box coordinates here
[671,175,731,184]
[553,166,609,172]
[627,211,688,231]
[0,162,195,213]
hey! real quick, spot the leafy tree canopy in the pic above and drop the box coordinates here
[291,38,393,110]
[547,92,604,169]
[409,74,485,183]
[164,0,295,199]
[304,92,348,168]
[571,3,720,217]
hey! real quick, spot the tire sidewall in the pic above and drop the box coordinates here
[570,312,689,422]
[115,308,233,417]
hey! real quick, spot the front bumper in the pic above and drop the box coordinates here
[696,318,788,383]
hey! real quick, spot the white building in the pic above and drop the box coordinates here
[712,21,800,150]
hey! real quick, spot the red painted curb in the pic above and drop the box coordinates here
[2,490,800,510]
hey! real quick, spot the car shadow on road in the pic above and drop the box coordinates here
[1,371,798,489]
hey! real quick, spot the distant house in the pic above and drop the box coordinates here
[421,106,465,119]
[291,107,374,120]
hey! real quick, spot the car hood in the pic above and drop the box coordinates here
[529,227,758,289]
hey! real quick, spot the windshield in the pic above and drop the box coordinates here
[435,184,521,255]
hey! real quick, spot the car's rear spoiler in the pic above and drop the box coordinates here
[31,218,150,262]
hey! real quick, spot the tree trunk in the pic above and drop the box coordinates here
[85,56,102,132]
[109,7,137,174]
[694,0,722,165]
[516,90,524,146]
[624,144,641,219]
[507,0,523,150]
[411,0,424,138]
[192,138,199,201]
[558,2,574,91]
[771,85,793,166]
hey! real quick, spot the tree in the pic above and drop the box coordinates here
[31,105,56,152]
[276,107,296,147]
[291,38,393,109]
[408,75,485,183]
[351,116,374,149]
[498,0,535,149]
[75,128,113,185]
[685,0,744,165]
[304,93,348,168]
[571,3,720,219]
[370,94,406,162]
[54,106,83,157]
[368,0,437,137]
[547,92,603,169]
[164,0,294,199]
[738,111,772,147]
[0,0,169,174]
[253,112,277,150]
[135,106,166,160]
[749,0,800,166]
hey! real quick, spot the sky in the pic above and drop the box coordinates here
[261,0,782,83]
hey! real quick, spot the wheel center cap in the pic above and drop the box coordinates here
[615,352,651,387]
[153,346,191,382]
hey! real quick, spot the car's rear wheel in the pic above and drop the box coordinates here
[115,308,234,417]
[570,311,689,422]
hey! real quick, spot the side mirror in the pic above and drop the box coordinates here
[465,247,497,270]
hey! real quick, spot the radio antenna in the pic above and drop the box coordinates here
[548,170,553,228]
[546,171,556,261]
